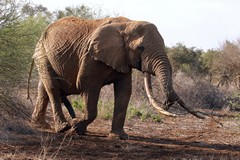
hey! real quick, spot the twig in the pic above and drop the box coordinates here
[197,110,223,127]
[51,133,71,159]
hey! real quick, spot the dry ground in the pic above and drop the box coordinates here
[0,111,240,159]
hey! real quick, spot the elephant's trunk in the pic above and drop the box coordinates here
[152,54,177,103]
[144,53,205,119]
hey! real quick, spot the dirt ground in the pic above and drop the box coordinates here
[1,111,240,160]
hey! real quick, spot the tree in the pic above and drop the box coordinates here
[0,0,49,89]
[201,40,240,86]
[166,43,204,75]
[0,0,22,28]
[21,3,52,22]
[53,5,107,20]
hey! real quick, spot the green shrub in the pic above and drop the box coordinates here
[98,100,114,120]
[72,97,84,111]
[127,104,162,122]
[226,93,240,111]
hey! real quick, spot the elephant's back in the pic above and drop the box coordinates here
[41,16,131,61]
[45,16,131,36]
[44,17,94,45]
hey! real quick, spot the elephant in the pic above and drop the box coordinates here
[61,96,76,119]
[30,16,205,140]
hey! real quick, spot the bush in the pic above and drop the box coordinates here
[0,92,34,139]
[173,72,226,110]
[202,40,240,86]
[225,93,240,111]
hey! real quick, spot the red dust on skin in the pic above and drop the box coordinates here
[1,111,240,159]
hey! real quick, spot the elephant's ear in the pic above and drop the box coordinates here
[88,24,130,73]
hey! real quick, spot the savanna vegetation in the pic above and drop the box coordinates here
[1,0,240,159]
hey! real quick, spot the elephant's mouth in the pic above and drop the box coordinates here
[143,72,205,119]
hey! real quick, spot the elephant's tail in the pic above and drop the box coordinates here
[27,59,34,100]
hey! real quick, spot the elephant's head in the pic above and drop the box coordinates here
[88,20,204,118]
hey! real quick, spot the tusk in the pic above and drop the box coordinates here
[177,99,205,119]
[144,73,176,117]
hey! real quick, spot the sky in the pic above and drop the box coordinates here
[31,0,240,51]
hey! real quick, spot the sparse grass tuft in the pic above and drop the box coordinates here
[233,113,240,119]
[72,97,84,111]
[98,100,114,120]
[127,104,162,122]
[225,92,240,111]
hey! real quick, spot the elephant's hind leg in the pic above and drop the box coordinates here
[37,60,71,133]
[32,81,51,129]
[45,84,71,133]
[61,96,76,119]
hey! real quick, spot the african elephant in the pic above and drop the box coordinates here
[30,16,204,139]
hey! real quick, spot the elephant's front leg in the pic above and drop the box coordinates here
[109,73,132,140]
[74,88,100,135]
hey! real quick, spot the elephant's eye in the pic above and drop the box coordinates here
[137,45,145,52]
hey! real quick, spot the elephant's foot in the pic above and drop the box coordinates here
[108,131,129,140]
[71,119,88,135]
[75,126,87,135]
[54,122,71,133]
[74,123,87,135]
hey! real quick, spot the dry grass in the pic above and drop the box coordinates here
[173,72,226,109]
[0,91,34,137]
[1,115,240,159]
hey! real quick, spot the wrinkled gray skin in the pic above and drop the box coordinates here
[32,16,181,139]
